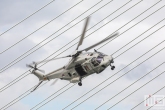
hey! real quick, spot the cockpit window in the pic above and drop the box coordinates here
[97,56,103,63]
[91,56,103,66]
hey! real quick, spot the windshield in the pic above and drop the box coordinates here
[91,56,103,66]
[97,56,103,63]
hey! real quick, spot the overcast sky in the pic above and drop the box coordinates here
[0,0,165,110]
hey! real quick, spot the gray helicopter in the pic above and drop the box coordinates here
[26,17,119,92]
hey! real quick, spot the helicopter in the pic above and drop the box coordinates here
[26,17,119,92]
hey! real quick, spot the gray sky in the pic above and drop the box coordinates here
[0,0,165,110]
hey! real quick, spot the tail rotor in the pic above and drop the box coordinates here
[26,62,45,73]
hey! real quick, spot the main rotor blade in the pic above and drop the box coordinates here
[76,17,90,50]
[35,55,71,65]
[82,32,119,51]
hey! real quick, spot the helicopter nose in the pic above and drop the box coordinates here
[103,55,113,65]
[106,55,113,61]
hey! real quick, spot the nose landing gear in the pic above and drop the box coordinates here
[78,82,82,86]
[78,77,82,86]
[111,65,115,70]
[110,60,115,70]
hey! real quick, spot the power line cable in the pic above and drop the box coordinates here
[1,3,163,109]
[0,0,83,54]
[96,62,164,109]
[107,68,165,110]
[0,0,56,37]
[1,0,162,108]
[0,0,162,108]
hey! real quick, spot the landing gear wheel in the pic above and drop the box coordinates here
[78,82,82,86]
[111,66,115,70]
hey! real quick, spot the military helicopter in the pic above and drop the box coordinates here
[26,17,119,92]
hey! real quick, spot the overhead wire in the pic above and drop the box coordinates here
[1,0,163,109]
[0,0,132,92]
[95,62,165,109]
[0,0,56,37]
[2,0,162,108]
[0,0,83,54]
